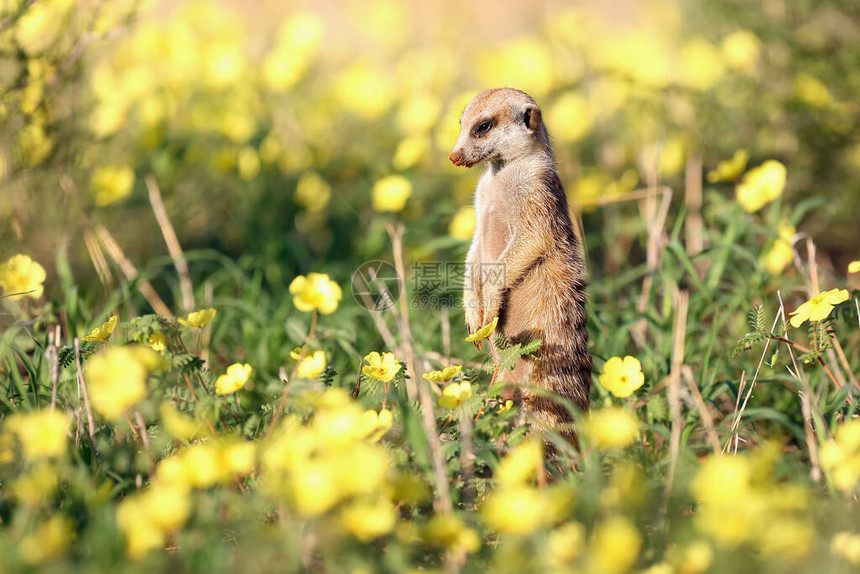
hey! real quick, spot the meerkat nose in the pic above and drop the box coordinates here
[449,151,464,166]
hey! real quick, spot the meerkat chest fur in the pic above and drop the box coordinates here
[450,88,593,445]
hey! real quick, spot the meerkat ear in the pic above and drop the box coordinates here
[522,104,542,133]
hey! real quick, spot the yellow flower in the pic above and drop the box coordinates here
[482,485,548,535]
[294,171,332,212]
[86,346,161,420]
[546,522,585,569]
[789,288,850,328]
[91,165,135,206]
[736,160,787,213]
[117,483,191,559]
[423,514,481,554]
[496,440,543,487]
[585,408,640,449]
[820,419,860,493]
[295,350,327,379]
[465,316,498,342]
[19,516,72,565]
[362,351,401,382]
[215,363,252,395]
[707,149,749,183]
[599,356,645,398]
[148,332,166,352]
[82,315,118,342]
[679,38,725,91]
[849,261,860,274]
[498,399,514,413]
[159,402,203,441]
[764,239,794,275]
[340,496,397,541]
[392,136,428,171]
[449,206,476,240]
[794,74,832,107]
[178,308,217,329]
[423,364,462,383]
[396,93,441,134]
[4,410,69,459]
[547,91,590,143]
[590,516,642,573]
[438,381,472,409]
[832,531,860,566]
[237,146,260,180]
[721,30,760,74]
[0,254,46,300]
[289,273,342,314]
[358,408,393,442]
[372,175,413,212]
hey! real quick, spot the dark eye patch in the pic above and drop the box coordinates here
[472,118,496,137]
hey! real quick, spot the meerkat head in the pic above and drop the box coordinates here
[449,88,550,169]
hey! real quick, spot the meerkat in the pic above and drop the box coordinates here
[449,88,592,448]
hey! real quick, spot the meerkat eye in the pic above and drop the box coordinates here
[473,120,494,136]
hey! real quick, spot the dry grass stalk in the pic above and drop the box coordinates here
[95,224,173,318]
[684,150,705,258]
[74,338,97,449]
[146,175,195,313]
[681,366,721,456]
[666,289,689,489]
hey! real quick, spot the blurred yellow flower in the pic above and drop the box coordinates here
[547,92,591,143]
[658,137,686,176]
[721,30,761,74]
[820,419,860,492]
[438,381,472,409]
[82,315,118,342]
[449,206,476,240]
[148,332,166,352]
[4,410,68,459]
[599,356,645,398]
[296,350,326,379]
[496,439,542,487]
[91,165,135,206]
[396,93,441,134]
[674,540,714,574]
[832,531,860,566]
[358,408,393,442]
[372,175,412,212]
[594,30,672,89]
[590,516,641,573]
[263,12,322,92]
[794,74,832,107]
[708,149,750,183]
[19,516,72,565]
[480,37,555,97]
[159,402,202,442]
[294,171,332,212]
[237,146,260,180]
[215,363,252,395]
[679,38,725,91]
[498,399,514,413]
[14,0,71,55]
[423,514,481,554]
[764,240,794,275]
[736,160,787,213]
[335,62,395,120]
[178,308,217,329]
[290,459,342,516]
[422,365,462,383]
[848,261,860,274]
[0,254,46,300]
[117,483,191,559]
[465,316,498,342]
[392,136,428,171]
[758,518,813,558]
[482,485,548,535]
[86,346,161,420]
[290,273,342,314]
[789,288,850,328]
[362,351,401,382]
[546,521,585,569]
[340,496,397,541]
[585,408,640,449]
